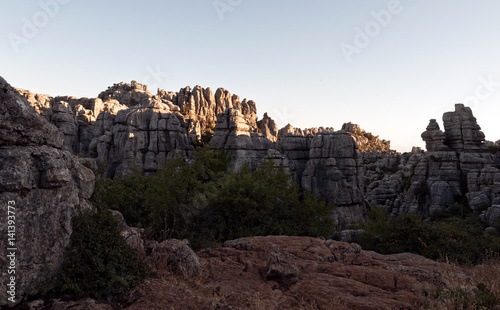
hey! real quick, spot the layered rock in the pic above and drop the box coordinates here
[278,124,334,136]
[301,131,365,228]
[342,122,391,153]
[257,112,278,142]
[443,104,488,153]
[421,119,448,151]
[211,108,277,169]
[366,104,500,223]
[0,77,94,307]
[90,98,193,177]
[160,85,258,140]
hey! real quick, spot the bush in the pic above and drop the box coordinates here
[357,207,500,264]
[92,148,335,249]
[201,161,335,243]
[55,208,150,300]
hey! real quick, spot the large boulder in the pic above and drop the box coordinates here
[0,77,95,307]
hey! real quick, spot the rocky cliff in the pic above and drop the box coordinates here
[366,104,500,226]
[17,81,380,228]
[15,82,500,230]
[0,77,95,307]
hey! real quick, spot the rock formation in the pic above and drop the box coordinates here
[14,81,397,228]
[366,104,500,225]
[16,80,500,229]
[342,122,391,153]
[301,131,365,228]
[0,77,95,307]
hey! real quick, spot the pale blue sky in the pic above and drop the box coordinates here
[1,0,500,151]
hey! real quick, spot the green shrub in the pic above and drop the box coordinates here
[200,161,335,244]
[55,208,150,300]
[92,148,333,249]
[357,207,500,264]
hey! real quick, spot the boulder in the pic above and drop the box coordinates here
[0,76,95,307]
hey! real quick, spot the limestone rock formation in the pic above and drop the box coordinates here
[0,77,95,307]
[278,124,334,137]
[257,112,278,142]
[301,131,365,228]
[211,108,276,169]
[91,97,193,176]
[342,122,391,153]
[421,119,449,151]
[365,104,500,223]
[443,104,488,152]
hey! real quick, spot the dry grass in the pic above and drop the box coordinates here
[417,253,500,310]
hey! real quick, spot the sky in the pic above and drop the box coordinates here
[1,0,500,152]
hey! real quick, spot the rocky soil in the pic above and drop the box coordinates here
[25,235,483,310]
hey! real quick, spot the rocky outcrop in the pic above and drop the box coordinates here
[278,124,334,137]
[17,79,500,230]
[0,77,95,307]
[421,119,449,151]
[257,112,278,142]
[366,104,500,224]
[91,98,193,177]
[342,122,391,153]
[125,236,472,310]
[301,131,365,228]
[211,108,277,169]
[443,104,488,153]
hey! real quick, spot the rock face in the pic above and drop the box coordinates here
[126,236,471,310]
[211,108,277,169]
[366,104,500,224]
[342,122,391,153]
[301,131,365,228]
[0,77,95,307]
[18,80,499,229]
[16,81,395,228]
[92,98,193,176]
[421,119,449,151]
[443,104,488,153]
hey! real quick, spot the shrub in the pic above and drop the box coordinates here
[200,161,335,244]
[92,148,333,249]
[357,207,500,264]
[55,208,150,300]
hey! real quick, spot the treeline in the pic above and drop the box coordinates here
[92,147,336,249]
